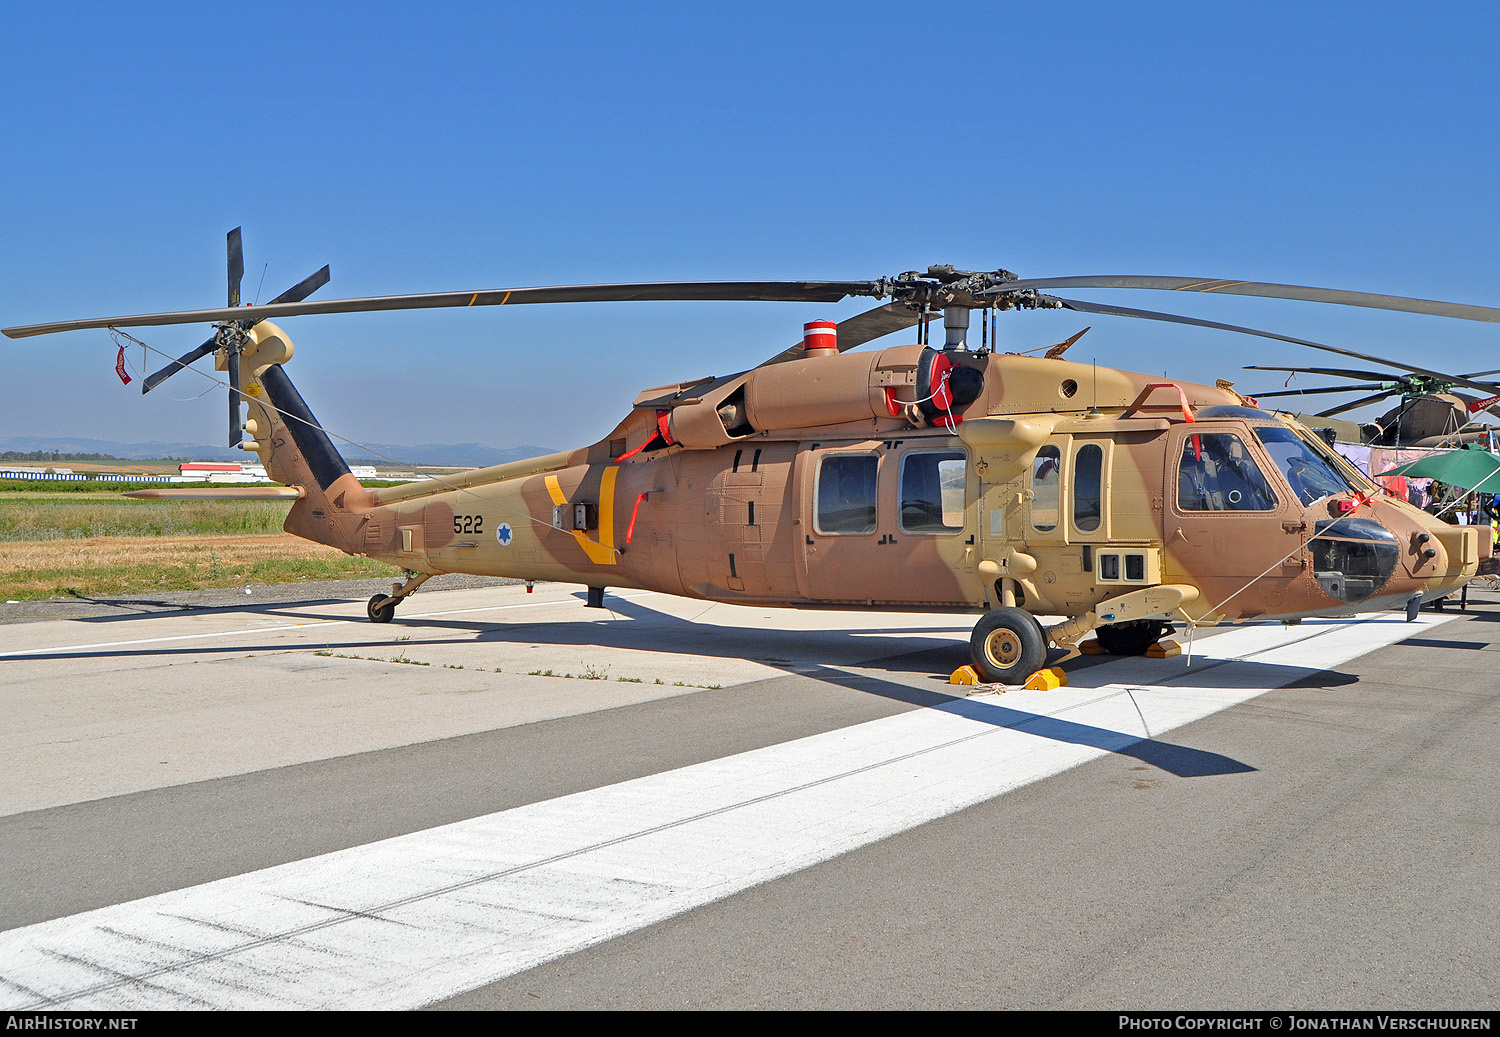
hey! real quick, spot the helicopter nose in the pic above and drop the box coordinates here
[1404,519,1482,601]
[1312,501,1478,608]
[1308,513,1401,604]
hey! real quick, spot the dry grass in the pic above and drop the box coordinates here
[0,492,401,600]
[0,534,398,600]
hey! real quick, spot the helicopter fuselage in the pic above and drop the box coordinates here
[263,336,1476,629]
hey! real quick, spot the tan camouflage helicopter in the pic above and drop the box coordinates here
[6,232,1496,683]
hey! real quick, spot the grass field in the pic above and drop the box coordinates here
[0,488,398,600]
[0,494,290,539]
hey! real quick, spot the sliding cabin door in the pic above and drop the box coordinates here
[795,440,973,606]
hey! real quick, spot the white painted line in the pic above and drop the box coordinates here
[0,592,657,659]
[0,612,1452,1010]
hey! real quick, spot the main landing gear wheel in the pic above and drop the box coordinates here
[367,594,397,623]
[1095,619,1173,656]
[970,607,1047,684]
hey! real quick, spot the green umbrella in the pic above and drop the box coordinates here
[1377,443,1500,491]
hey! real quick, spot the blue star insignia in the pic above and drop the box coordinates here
[496,523,513,546]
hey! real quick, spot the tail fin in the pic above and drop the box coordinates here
[240,321,373,552]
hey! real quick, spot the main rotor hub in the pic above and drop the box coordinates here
[876,268,1064,349]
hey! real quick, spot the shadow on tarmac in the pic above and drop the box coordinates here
[18,587,1429,779]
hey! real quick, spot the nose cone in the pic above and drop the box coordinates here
[1314,499,1477,610]
[1309,514,1400,604]
[1406,519,1482,601]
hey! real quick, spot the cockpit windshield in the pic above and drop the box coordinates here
[1253,425,1353,506]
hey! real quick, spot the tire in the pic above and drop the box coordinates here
[970,607,1048,684]
[1095,619,1171,656]
[367,594,397,623]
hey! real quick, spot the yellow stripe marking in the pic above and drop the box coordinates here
[544,471,617,565]
[598,467,617,554]
[468,293,479,306]
[1173,280,1254,293]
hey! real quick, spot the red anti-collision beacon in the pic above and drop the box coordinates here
[802,320,837,357]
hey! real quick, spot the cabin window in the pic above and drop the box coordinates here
[1252,425,1352,506]
[1031,445,1061,532]
[1177,433,1278,512]
[900,450,965,533]
[1073,444,1103,533]
[815,454,878,534]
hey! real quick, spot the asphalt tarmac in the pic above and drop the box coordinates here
[1,580,1497,1010]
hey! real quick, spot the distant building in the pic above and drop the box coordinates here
[180,461,270,484]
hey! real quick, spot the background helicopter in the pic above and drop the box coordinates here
[5,233,1498,683]
[1247,350,1500,448]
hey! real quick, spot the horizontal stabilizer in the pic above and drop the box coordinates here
[123,486,304,501]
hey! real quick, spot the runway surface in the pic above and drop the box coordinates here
[2,583,1497,1009]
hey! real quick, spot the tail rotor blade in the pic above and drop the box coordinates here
[147,239,329,397]
[265,265,330,309]
[227,345,242,448]
[227,228,244,309]
[142,336,218,394]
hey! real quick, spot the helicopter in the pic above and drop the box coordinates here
[4,233,1495,684]
[1246,353,1500,448]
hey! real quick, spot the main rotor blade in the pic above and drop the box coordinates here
[1044,296,1500,400]
[760,301,921,366]
[1252,384,1390,399]
[836,301,925,351]
[1045,296,1375,357]
[1317,390,1403,418]
[1246,365,1500,398]
[1266,339,1500,400]
[2,280,886,339]
[227,228,243,309]
[991,276,1500,325]
[141,337,218,394]
[1244,364,1410,382]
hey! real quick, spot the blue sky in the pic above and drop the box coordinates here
[3,2,1499,455]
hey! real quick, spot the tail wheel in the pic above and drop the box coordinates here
[367,595,397,623]
[970,607,1047,684]
[1095,620,1172,656]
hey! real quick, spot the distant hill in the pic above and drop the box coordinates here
[0,436,556,468]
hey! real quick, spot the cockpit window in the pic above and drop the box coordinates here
[1253,425,1352,506]
[1177,433,1278,512]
